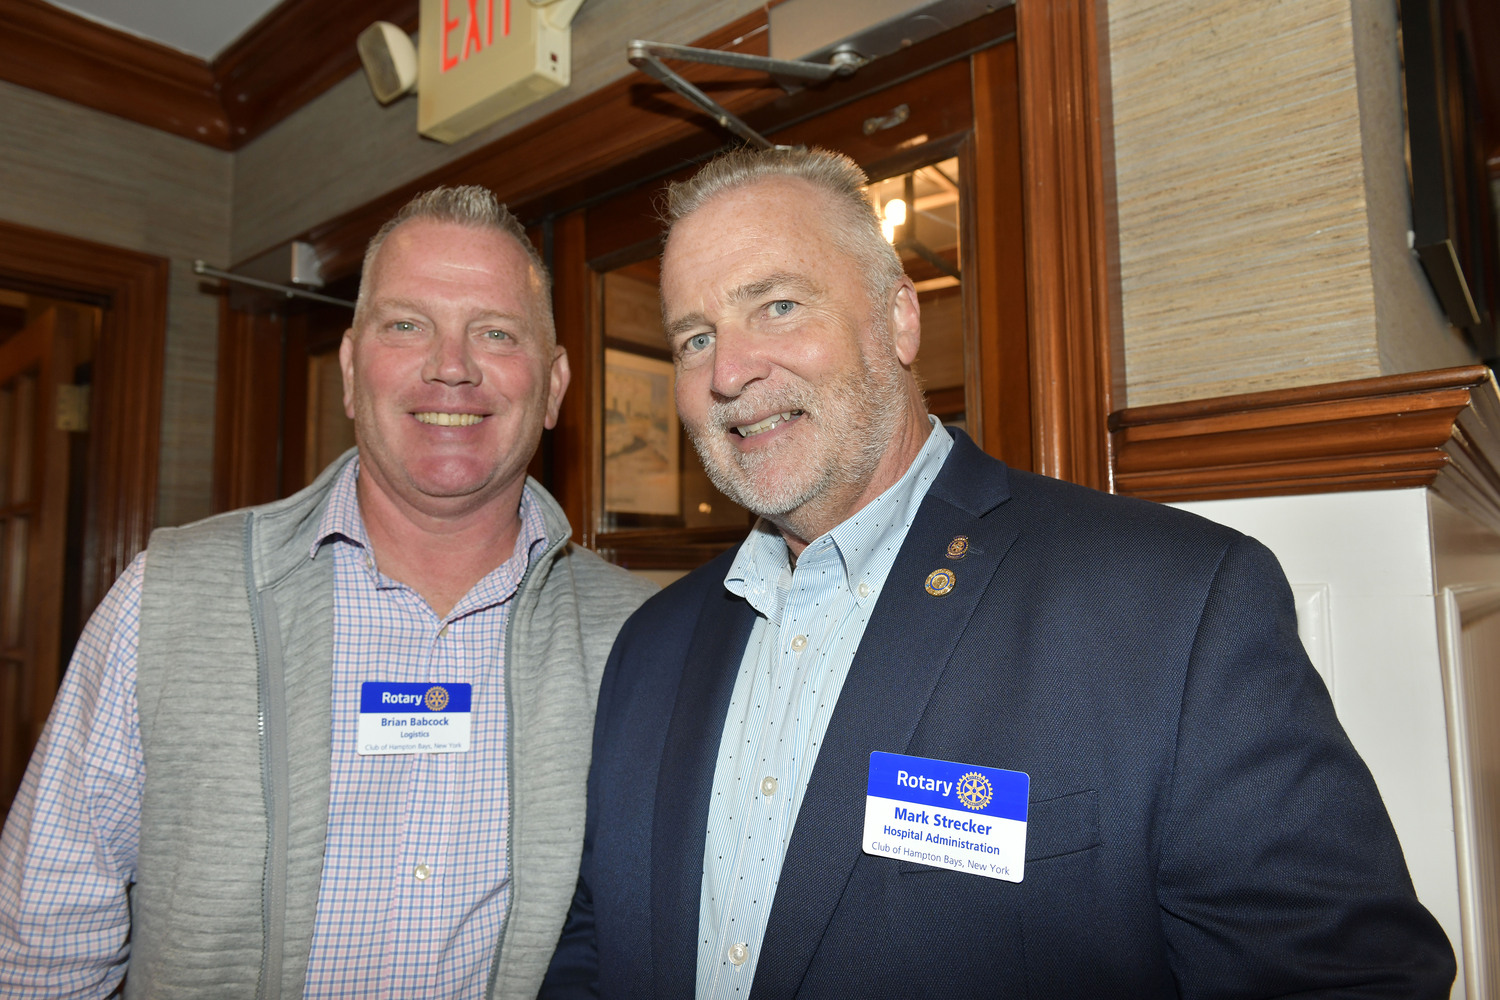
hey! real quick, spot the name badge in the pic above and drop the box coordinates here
[863,750,1028,882]
[357,681,472,755]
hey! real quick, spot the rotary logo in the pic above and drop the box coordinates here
[956,771,993,811]
[424,685,449,712]
[924,568,956,596]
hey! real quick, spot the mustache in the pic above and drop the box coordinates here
[704,388,811,430]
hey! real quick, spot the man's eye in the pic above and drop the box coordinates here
[392,320,418,332]
[483,328,511,341]
[684,332,713,353]
[768,300,796,317]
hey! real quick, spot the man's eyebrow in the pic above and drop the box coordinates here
[727,272,814,304]
[664,272,817,340]
[367,298,529,324]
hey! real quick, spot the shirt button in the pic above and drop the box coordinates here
[857,581,871,599]
[727,942,750,966]
[761,775,778,796]
[363,554,374,570]
[438,623,449,638]
[413,863,431,881]
[790,634,808,652]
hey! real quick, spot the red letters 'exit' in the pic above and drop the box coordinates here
[441,0,512,72]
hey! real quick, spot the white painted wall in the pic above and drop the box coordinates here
[1173,488,1467,998]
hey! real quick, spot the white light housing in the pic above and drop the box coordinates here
[358,21,419,105]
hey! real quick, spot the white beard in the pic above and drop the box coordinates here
[684,333,910,531]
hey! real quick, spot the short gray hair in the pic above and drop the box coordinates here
[663,146,905,304]
[354,185,554,337]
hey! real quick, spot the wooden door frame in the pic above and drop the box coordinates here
[0,219,168,619]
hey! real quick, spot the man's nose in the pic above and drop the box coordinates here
[709,326,771,398]
[424,330,480,385]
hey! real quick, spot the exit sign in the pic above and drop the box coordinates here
[418,0,580,143]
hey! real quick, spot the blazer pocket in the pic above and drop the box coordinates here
[1025,788,1099,862]
[895,788,1100,874]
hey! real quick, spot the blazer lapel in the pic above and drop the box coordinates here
[752,435,1019,998]
[651,582,758,997]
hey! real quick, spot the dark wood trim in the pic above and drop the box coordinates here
[1014,0,1121,491]
[548,208,598,547]
[0,219,168,620]
[213,0,418,146]
[968,38,1033,469]
[0,0,417,150]
[1110,364,1496,502]
[0,0,229,148]
[212,299,286,512]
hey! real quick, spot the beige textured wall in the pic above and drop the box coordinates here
[230,0,766,263]
[0,80,232,528]
[1108,0,1473,408]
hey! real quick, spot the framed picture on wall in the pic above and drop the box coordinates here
[604,348,680,516]
[1399,0,1500,356]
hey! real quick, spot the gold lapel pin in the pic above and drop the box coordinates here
[925,568,956,597]
[946,535,969,560]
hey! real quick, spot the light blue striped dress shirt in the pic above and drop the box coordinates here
[696,417,953,998]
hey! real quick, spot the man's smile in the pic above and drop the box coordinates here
[414,411,485,427]
[733,409,804,437]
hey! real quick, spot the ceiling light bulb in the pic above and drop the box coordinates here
[884,198,907,226]
[882,218,898,243]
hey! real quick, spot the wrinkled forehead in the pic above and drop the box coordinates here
[663,180,865,312]
[360,219,550,328]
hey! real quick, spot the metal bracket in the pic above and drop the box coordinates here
[627,39,867,150]
[193,260,356,310]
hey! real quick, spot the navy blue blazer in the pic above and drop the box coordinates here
[543,432,1454,998]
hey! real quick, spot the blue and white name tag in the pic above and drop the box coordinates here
[863,750,1029,882]
[356,681,472,755]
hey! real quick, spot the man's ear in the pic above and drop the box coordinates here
[891,280,921,367]
[339,330,357,418]
[544,345,571,430]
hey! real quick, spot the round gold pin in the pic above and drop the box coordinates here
[946,535,969,559]
[925,568,956,596]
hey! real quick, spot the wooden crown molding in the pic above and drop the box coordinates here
[1,0,229,147]
[1110,365,1500,517]
[0,0,416,150]
[213,0,417,146]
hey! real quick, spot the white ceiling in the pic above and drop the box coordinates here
[46,0,284,61]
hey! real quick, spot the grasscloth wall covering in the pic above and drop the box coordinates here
[1108,0,1472,409]
[0,79,232,527]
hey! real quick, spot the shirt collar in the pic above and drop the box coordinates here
[725,416,953,616]
[312,456,369,558]
[310,455,551,601]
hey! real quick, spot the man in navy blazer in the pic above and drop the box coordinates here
[542,147,1454,998]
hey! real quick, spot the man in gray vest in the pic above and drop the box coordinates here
[0,186,653,998]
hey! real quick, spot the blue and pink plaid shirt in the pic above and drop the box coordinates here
[0,459,549,998]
